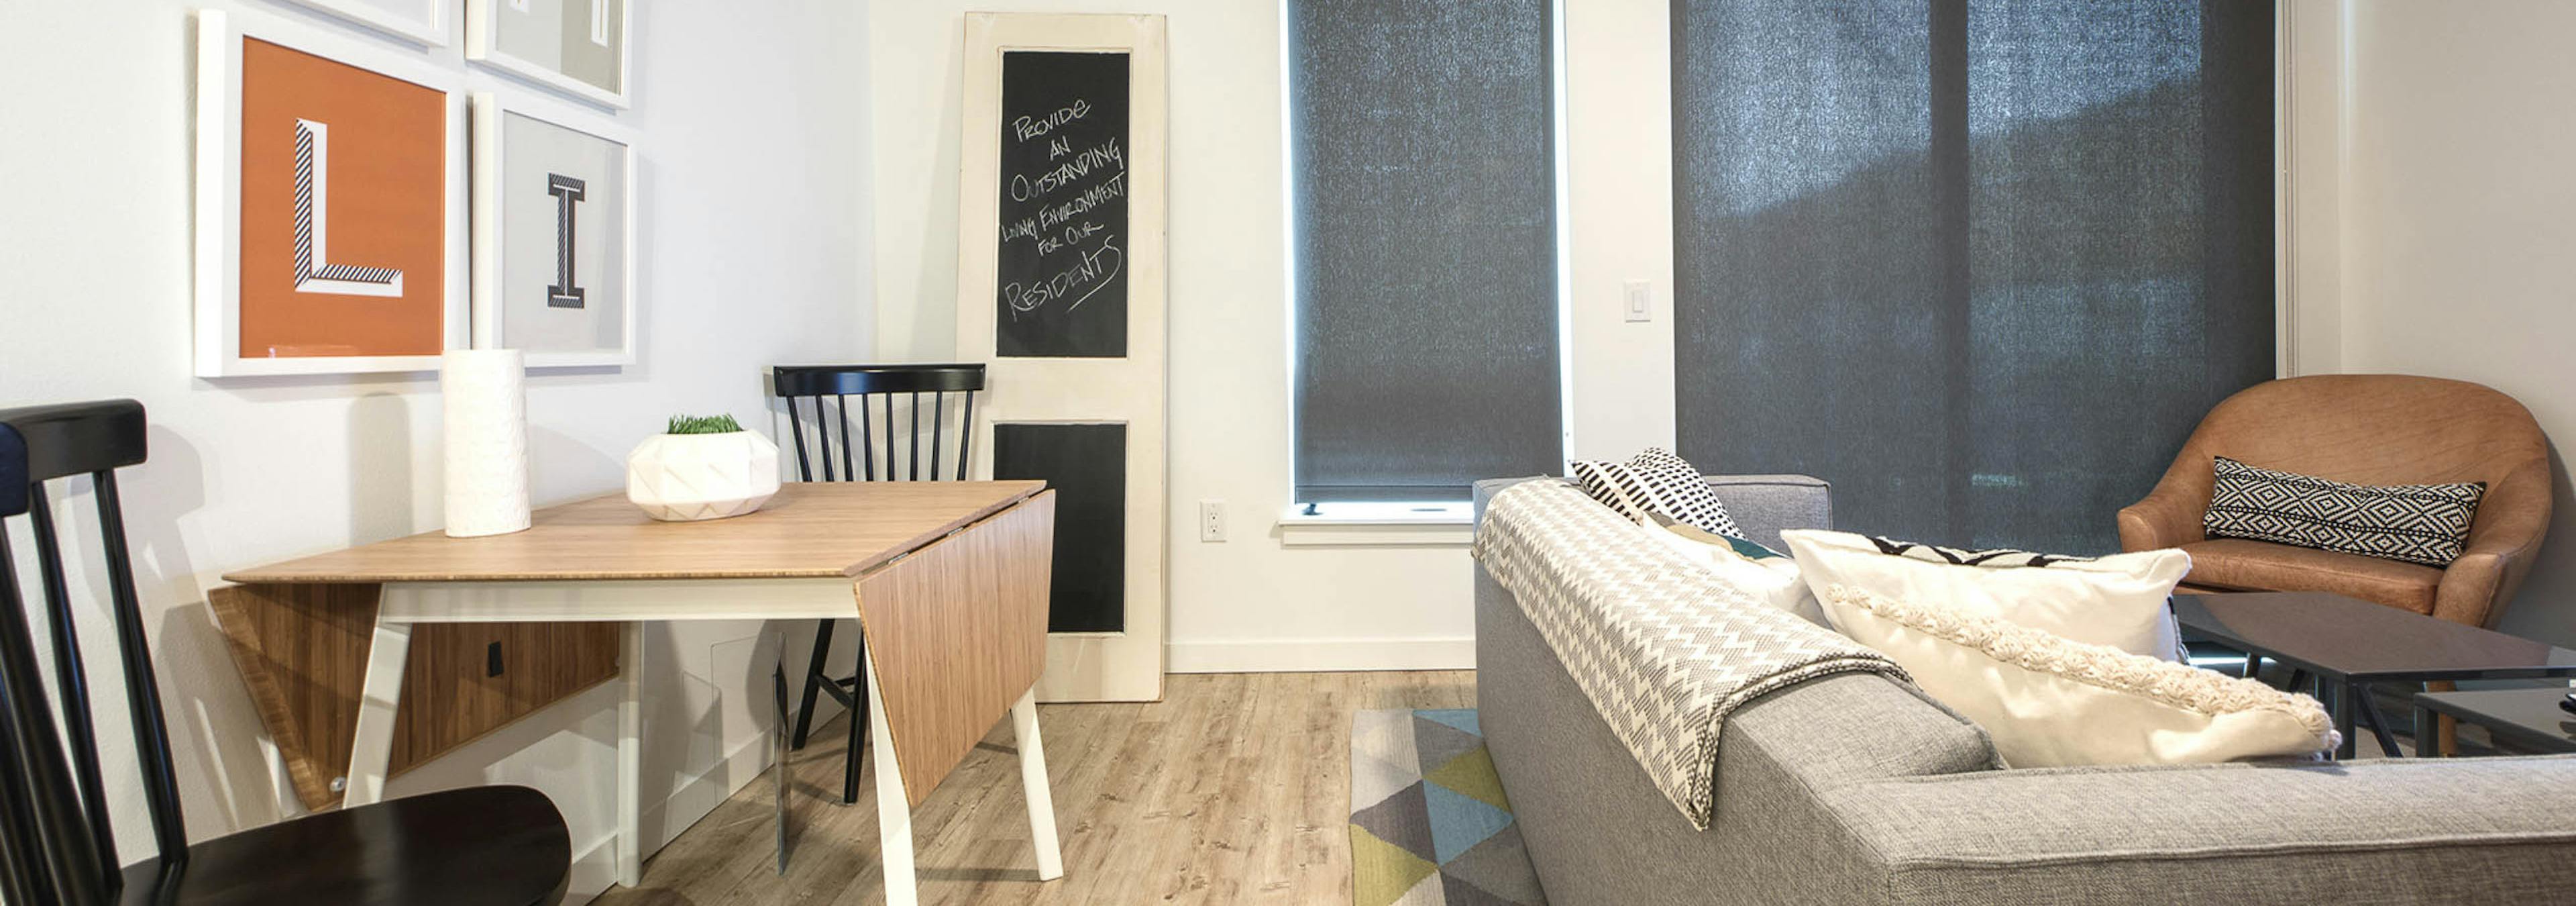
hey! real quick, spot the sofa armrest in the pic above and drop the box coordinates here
[1828,755,2576,902]
[2434,458,2554,627]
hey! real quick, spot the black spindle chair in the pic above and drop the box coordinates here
[771,364,984,804]
[0,400,572,905]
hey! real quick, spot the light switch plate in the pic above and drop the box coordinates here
[1623,279,1652,322]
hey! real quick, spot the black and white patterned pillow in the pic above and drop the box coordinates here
[1569,448,1743,537]
[2203,456,2485,567]
[1867,536,2096,568]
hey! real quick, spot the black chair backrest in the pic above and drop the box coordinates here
[771,364,985,484]
[0,400,187,905]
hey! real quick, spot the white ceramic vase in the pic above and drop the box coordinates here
[625,430,783,521]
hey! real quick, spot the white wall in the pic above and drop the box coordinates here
[2286,0,2576,647]
[868,0,1679,672]
[0,1,870,899]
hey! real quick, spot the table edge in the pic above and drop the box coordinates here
[220,482,1044,585]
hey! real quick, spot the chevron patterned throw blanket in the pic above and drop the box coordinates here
[1472,480,1910,829]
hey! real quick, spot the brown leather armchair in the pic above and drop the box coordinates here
[2120,374,2553,630]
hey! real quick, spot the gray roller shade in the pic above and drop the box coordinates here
[1290,0,1564,503]
[1672,0,2274,552]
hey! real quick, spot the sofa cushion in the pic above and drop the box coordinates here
[1821,585,2339,768]
[1643,514,1825,625]
[1784,529,2190,662]
[2179,538,2442,614]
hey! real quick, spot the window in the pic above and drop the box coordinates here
[1287,0,1564,505]
[1670,0,2275,552]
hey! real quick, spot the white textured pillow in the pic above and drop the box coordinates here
[1821,585,2337,768]
[1642,519,1825,625]
[1781,529,2188,662]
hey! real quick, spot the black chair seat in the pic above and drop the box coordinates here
[116,787,570,906]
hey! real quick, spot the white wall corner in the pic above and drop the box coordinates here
[2279,0,2348,376]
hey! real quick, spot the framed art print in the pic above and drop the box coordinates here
[282,0,453,47]
[193,9,468,377]
[465,0,631,109]
[471,91,637,367]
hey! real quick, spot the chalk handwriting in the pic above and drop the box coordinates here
[1011,99,1092,143]
[1000,234,1124,319]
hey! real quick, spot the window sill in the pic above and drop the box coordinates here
[1276,505,1475,548]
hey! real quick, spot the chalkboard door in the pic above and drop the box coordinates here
[956,13,1169,704]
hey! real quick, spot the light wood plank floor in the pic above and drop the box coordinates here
[592,670,1477,906]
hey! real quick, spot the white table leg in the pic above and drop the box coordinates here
[1011,689,1063,880]
[342,617,412,807]
[618,620,643,887]
[865,647,916,906]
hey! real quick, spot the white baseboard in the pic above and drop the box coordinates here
[565,828,620,903]
[1166,637,1475,673]
[561,728,780,903]
[553,703,848,903]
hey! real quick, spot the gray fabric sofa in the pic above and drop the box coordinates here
[1472,474,2576,905]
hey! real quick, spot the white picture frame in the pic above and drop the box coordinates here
[465,0,633,109]
[470,89,640,368]
[282,0,453,47]
[193,8,470,378]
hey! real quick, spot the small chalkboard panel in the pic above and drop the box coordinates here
[995,50,1131,358]
[994,422,1127,632]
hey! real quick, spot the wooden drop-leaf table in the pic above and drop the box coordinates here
[213,481,1061,904]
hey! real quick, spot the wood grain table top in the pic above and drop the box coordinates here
[223,481,1046,584]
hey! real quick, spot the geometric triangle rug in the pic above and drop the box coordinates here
[1350,709,1548,905]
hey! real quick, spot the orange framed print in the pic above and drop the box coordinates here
[194,9,468,377]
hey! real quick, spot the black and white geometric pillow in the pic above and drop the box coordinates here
[1569,448,1743,537]
[1866,536,2096,568]
[2203,456,2485,567]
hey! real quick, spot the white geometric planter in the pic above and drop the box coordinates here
[625,430,783,521]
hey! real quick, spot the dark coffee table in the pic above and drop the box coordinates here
[2172,593,2576,758]
[2412,688,2576,756]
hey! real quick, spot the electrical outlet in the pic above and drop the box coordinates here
[1623,279,1652,322]
[1199,500,1227,542]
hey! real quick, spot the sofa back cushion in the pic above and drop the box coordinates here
[1820,585,2338,768]
[1472,474,1831,554]
[1782,529,2190,662]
